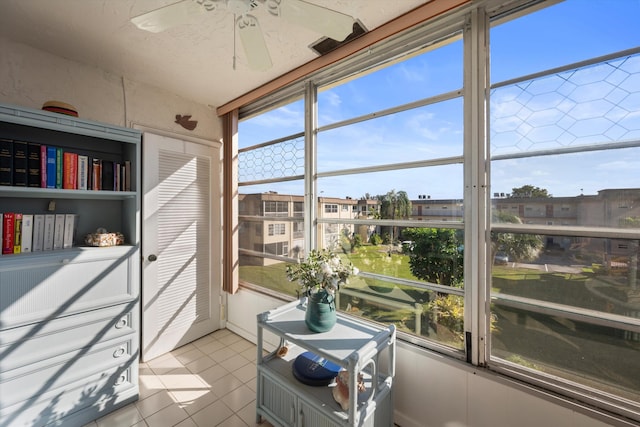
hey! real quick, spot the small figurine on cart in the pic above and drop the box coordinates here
[332,370,365,411]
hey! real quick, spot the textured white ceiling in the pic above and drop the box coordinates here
[0,0,428,108]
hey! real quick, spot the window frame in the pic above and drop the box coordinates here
[233,0,640,422]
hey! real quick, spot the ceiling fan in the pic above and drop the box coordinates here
[131,0,356,71]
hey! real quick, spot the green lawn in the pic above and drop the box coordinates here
[240,244,421,297]
[343,245,416,280]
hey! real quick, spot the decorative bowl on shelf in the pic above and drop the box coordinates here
[84,229,124,247]
[41,100,79,117]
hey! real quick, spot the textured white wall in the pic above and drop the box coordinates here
[0,37,221,140]
[227,288,623,427]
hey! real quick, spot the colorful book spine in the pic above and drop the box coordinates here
[21,214,33,253]
[63,151,78,189]
[12,140,28,187]
[27,143,41,188]
[0,139,13,186]
[2,213,14,254]
[40,144,47,188]
[32,214,45,252]
[92,158,102,190]
[55,147,63,189]
[46,146,56,188]
[13,213,22,254]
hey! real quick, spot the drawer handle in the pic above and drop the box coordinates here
[115,318,128,329]
[114,373,127,386]
[113,346,127,358]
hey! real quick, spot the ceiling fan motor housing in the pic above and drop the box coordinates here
[227,0,259,15]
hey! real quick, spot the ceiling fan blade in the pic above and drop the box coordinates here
[278,0,355,41]
[131,0,207,33]
[237,15,273,71]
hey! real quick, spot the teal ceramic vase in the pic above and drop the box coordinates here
[305,290,337,333]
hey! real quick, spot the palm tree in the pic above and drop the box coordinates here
[378,190,412,243]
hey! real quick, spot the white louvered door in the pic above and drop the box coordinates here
[141,132,221,362]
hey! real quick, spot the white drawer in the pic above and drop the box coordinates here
[0,363,137,427]
[0,335,137,408]
[0,247,139,330]
[0,303,137,372]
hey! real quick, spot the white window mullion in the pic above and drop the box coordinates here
[304,81,318,253]
[464,6,490,367]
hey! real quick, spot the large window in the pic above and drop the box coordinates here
[489,0,640,413]
[237,0,640,421]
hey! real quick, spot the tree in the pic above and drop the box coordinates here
[403,228,464,287]
[491,211,543,262]
[510,185,551,198]
[377,189,412,243]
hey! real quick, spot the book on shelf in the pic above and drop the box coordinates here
[115,162,121,191]
[13,213,22,254]
[63,151,78,190]
[2,213,14,254]
[86,156,93,190]
[32,214,45,252]
[40,144,47,188]
[78,155,88,190]
[53,214,65,250]
[101,159,115,191]
[21,214,33,253]
[12,140,28,187]
[0,138,13,186]
[46,146,56,188]
[27,143,41,188]
[124,160,131,191]
[55,147,63,189]
[43,214,55,251]
[91,158,102,190]
[62,214,78,249]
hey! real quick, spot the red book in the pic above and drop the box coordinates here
[63,152,78,189]
[2,213,14,255]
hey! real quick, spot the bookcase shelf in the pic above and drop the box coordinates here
[0,185,137,199]
[0,102,140,426]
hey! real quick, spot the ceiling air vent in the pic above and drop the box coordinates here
[309,21,367,56]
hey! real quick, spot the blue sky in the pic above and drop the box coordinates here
[239,0,640,200]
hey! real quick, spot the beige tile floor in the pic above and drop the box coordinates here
[85,329,273,427]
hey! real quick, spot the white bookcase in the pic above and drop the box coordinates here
[0,103,140,426]
[256,300,396,427]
